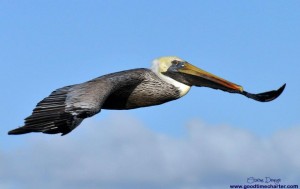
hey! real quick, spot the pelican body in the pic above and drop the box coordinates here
[8,57,285,136]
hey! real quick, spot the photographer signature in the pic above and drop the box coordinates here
[247,177,281,184]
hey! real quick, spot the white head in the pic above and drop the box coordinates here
[151,56,191,97]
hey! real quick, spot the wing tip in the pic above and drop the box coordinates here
[8,127,31,135]
[8,127,69,136]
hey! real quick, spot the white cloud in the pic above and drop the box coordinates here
[1,113,300,189]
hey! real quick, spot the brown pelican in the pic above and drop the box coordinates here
[8,56,285,136]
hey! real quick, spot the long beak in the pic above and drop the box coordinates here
[165,62,286,102]
[178,62,244,93]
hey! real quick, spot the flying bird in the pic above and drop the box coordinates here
[8,57,286,136]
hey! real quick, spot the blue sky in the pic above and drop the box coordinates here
[1,1,300,188]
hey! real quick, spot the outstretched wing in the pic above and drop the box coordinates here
[8,69,147,136]
[8,78,114,136]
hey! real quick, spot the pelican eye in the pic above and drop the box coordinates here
[176,62,185,69]
[167,60,186,72]
[180,62,185,67]
[171,60,185,68]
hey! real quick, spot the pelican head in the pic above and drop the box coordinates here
[151,56,244,96]
[151,56,192,97]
